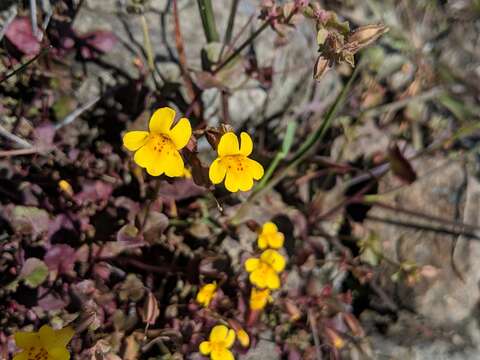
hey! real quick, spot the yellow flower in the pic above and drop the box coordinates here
[196,282,217,307]
[209,132,264,192]
[199,325,236,360]
[245,249,286,290]
[249,288,272,310]
[123,107,192,177]
[58,180,73,196]
[258,222,284,250]
[13,325,74,360]
[236,329,250,348]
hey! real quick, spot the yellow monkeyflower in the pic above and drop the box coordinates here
[209,132,264,192]
[123,107,192,177]
[249,288,272,310]
[258,222,284,250]
[196,282,217,307]
[245,249,286,290]
[199,325,236,360]
[13,325,74,360]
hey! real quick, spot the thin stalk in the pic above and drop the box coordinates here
[197,0,220,43]
[257,121,297,188]
[214,20,270,75]
[219,0,239,60]
[0,46,52,83]
[140,15,155,72]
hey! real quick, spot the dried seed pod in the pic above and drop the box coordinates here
[348,24,388,52]
[313,55,331,80]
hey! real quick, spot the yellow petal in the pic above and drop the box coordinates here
[14,332,41,349]
[224,171,240,192]
[196,291,206,304]
[149,107,176,134]
[250,288,270,310]
[39,325,74,349]
[262,222,278,234]
[246,158,264,180]
[133,142,156,169]
[48,347,71,360]
[224,329,236,348]
[266,270,280,289]
[162,150,185,177]
[209,325,228,342]
[145,152,165,176]
[199,341,211,355]
[269,233,285,249]
[237,329,250,348]
[218,132,239,156]
[257,236,268,250]
[123,131,150,151]
[209,158,227,184]
[244,258,260,272]
[250,269,267,288]
[211,349,234,360]
[168,118,191,149]
[239,132,253,156]
[261,249,286,272]
[237,174,254,192]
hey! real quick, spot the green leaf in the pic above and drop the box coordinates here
[20,258,49,288]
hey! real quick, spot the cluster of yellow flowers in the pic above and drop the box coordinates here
[195,222,286,360]
[123,107,264,192]
[13,325,74,360]
[246,222,286,311]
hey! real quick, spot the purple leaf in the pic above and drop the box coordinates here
[76,181,113,203]
[157,179,205,202]
[38,292,67,311]
[34,122,56,147]
[5,17,41,56]
[79,30,118,59]
[44,244,76,275]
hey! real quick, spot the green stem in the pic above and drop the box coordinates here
[257,121,297,188]
[197,0,220,43]
[140,15,155,71]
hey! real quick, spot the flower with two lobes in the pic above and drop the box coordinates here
[13,325,74,360]
[199,325,236,360]
[245,249,286,290]
[209,132,264,193]
[196,282,217,307]
[123,107,192,177]
[258,222,284,250]
[250,287,272,310]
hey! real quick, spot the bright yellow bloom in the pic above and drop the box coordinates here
[13,325,74,360]
[209,132,264,192]
[58,180,73,196]
[245,249,286,290]
[123,107,192,177]
[236,329,250,348]
[196,282,217,307]
[199,325,236,360]
[249,288,272,310]
[258,222,284,250]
